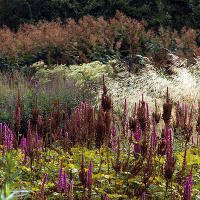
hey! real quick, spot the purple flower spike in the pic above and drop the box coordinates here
[183,172,193,200]
[146,103,150,131]
[63,171,68,195]
[87,161,93,190]
[133,129,142,158]
[40,173,48,198]
[70,179,74,200]
[105,194,109,200]
[57,162,63,193]
[172,192,176,200]
[142,192,145,200]
[0,123,2,145]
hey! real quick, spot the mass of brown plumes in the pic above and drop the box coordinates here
[0,11,198,65]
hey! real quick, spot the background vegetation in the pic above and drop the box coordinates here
[1,0,200,32]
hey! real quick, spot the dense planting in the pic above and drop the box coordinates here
[0,11,200,74]
[0,75,200,199]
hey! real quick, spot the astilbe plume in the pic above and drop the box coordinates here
[164,125,176,181]
[152,99,160,124]
[112,136,121,173]
[87,160,93,190]
[137,96,147,132]
[3,123,13,153]
[183,170,193,200]
[79,152,87,187]
[101,74,112,112]
[95,106,105,148]
[0,123,2,145]
[129,116,138,133]
[162,87,172,126]
[111,128,116,151]
[142,192,145,200]
[105,194,109,200]
[70,179,74,200]
[40,173,48,198]
[133,129,142,159]
[157,129,167,156]
[63,171,68,195]
[177,147,187,186]
[146,103,151,131]
[57,162,63,193]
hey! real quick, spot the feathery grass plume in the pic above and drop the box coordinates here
[79,152,87,187]
[162,87,172,126]
[40,173,48,198]
[31,95,39,132]
[57,161,63,193]
[70,179,74,200]
[183,170,193,200]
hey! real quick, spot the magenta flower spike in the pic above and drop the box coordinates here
[146,103,150,131]
[57,162,63,193]
[172,192,176,200]
[183,173,193,200]
[8,130,13,152]
[63,171,68,195]
[70,179,74,200]
[105,194,109,200]
[133,129,142,158]
[0,123,2,145]
[40,173,48,198]
[87,160,93,190]
[142,192,145,200]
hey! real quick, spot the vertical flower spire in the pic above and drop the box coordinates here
[63,171,68,195]
[183,170,193,200]
[105,194,109,200]
[70,179,74,200]
[142,192,145,200]
[87,160,93,190]
[57,161,63,193]
[40,173,48,198]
